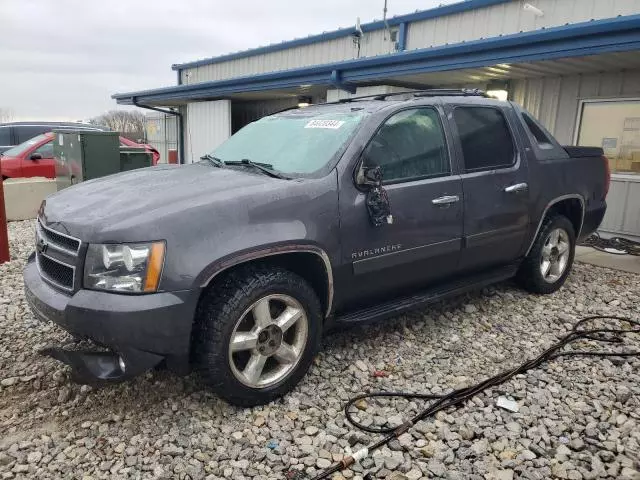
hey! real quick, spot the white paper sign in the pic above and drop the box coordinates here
[305,120,345,129]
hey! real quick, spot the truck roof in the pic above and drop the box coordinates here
[275,89,507,117]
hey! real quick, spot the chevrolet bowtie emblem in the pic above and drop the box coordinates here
[36,236,48,255]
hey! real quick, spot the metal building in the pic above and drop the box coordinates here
[113,0,640,239]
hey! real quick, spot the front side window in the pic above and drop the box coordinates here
[362,107,450,183]
[34,140,54,158]
[208,111,365,176]
[454,107,515,172]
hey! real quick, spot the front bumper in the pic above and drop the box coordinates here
[24,254,199,383]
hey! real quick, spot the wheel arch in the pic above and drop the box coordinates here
[525,194,584,256]
[199,246,334,317]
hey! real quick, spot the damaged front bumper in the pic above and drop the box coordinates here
[39,346,164,383]
[24,254,199,383]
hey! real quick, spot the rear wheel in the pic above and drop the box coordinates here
[193,265,322,406]
[517,215,576,294]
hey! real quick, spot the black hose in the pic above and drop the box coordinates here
[308,315,640,480]
[581,232,640,256]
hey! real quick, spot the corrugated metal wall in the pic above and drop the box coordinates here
[183,29,395,84]
[231,98,299,133]
[185,100,231,163]
[144,113,177,164]
[181,0,640,84]
[512,69,640,144]
[406,0,640,50]
[513,68,640,239]
[600,175,640,239]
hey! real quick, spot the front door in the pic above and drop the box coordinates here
[338,106,464,310]
[447,105,530,271]
[23,140,55,178]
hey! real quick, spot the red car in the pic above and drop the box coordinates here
[0,132,160,180]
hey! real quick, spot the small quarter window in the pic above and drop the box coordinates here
[453,107,515,172]
[522,113,553,146]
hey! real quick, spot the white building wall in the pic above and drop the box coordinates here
[406,0,640,50]
[512,69,640,145]
[183,29,396,84]
[185,100,231,163]
[181,0,640,84]
[512,68,640,239]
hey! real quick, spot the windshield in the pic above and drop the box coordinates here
[2,134,49,157]
[207,111,365,175]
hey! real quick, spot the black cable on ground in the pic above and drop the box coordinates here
[306,315,640,480]
[581,232,640,256]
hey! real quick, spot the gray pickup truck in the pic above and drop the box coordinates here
[24,90,609,406]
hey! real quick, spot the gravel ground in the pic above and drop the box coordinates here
[1,219,639,480]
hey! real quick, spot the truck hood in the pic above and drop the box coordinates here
[41,164,287,240]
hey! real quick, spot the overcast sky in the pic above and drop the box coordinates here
[0,0,448,121]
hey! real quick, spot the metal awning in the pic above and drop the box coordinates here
[113,15,640,107]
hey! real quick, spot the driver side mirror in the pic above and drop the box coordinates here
[29,153,42,161]
[357,165,383,188]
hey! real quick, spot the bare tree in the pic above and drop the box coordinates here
[0,108,14,123]
[89,110,146,140]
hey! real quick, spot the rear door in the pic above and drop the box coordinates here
[338,105,464,308]
[447,104,530,271]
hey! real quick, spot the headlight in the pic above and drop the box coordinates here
[84,242,165,293]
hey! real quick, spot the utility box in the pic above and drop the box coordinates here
[54,130,120,190]
[119,147,153,172]
[53,131,153,190]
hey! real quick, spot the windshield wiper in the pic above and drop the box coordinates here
[200,154,225,168]
[225,159,290,179]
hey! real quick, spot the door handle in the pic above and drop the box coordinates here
[431,195,460,206]
[504,182,528,193]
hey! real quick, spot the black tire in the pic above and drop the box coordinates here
[193,264,322,407]
[517,214,576,294]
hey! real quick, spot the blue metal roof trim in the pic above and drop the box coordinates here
[113,15,640,105]
[170,0,510,71]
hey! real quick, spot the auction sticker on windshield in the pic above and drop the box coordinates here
[305,120,345,129]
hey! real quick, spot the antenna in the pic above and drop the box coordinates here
[383,0,390,40]
[354,17,363,37]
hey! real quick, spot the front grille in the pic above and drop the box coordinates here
[35,219,82,292]
[37,253,74,289]
[37,220,80,254]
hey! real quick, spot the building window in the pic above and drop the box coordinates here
[363,107,450,183]
[453,107,515,172]
[577,100,640,174]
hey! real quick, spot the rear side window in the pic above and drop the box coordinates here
[0,126,11,146]
[522,113,553,146]
[453,107,515,172]
[16,126,47,143]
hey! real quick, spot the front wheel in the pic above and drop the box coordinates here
[193,265,322,407]
[517,214,576,294]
